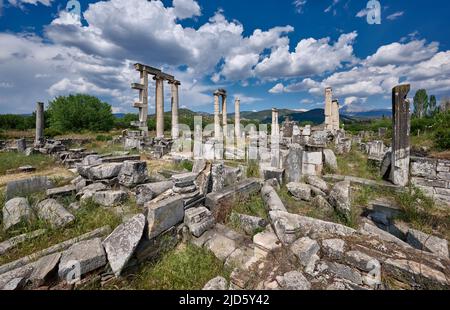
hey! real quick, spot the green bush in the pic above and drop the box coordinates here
[44,127,63,138]
[47,94,114,133]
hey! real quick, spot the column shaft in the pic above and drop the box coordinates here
[235,98,241,139]
[155,77,165,138]
[171,82,180,139]
[214,94,221,139]
[35,102,44,146]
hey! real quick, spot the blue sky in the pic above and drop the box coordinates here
[1,0,450,114]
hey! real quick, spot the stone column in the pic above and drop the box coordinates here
[324,87,333,131]
[390,84,411,187]
[235,97,241,139]
[332,99,340,131]
[222,95,228,130]
[170,81,180,139]
[35,102,44,146]
[272,108,279,137]
[214,92,221,139]
[155,76,165,139]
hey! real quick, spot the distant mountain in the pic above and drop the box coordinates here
[344,109,392,119]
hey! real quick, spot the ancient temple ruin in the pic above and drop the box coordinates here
[324,87,340,132]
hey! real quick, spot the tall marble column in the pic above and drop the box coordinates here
[234,97,241,139]
[332,99,340,132]
[155,76,165,139]
[214,92,221,139]
[170,80,180,139]
[324,87,333,131]
[35,102,44,146]
[390,84,411,187]
[222,95,228,131]
[272,108,279,137]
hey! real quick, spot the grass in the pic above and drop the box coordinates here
[226,194,267,236]
[83,140,139,155]
[336,148,380,181]
[0,152,55,175]
[0,197,124,265]
[172,160,193,172]
[246,159,260,178]
[102,244,230,290]
[394,186,450,240]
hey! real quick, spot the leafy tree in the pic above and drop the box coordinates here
[440,97,450,112]
[429,95,437,115]
[413,89,428,118]
[47,94,114,132]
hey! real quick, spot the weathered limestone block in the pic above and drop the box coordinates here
[253,230,282,258]
[231,213,267,235]
[78,182,108,202]
[329,181,352,220]
[290,237,320,268]
[383,258,448,288]
[184,206,215,237]
[283,144,303,183]
[276,271,311,290]
[135,181,173,206]
[118,161,148,187]
[322,238,345,260]
[225,246,255,270]
[145,194,184,239]
[0,265,34,290]
[406,229,449,258]
[203,276,228,290]
[46,185,76,198]
[3,197,34,231]
[211,163,225,192]
[261,185,287,212]
[323,149,338,172]
[325,262,363,286]
[269,211,356,244]
[172,172,197,187]
[410,157,437,178]
[204,234,237,261]
[312,195,333,211]
[78,163,123,180]
[205,179,261,218]
[343,250,376,272]
[102,214,146,276]
[36,199,75,228]
[262,167,284,185]
[305,175,329,193]
[5,176,54,200]
[82,155,102,166]
[92,190,128,207]
[28,253,61,288]
[0,229,46,255]
[287,182,312,201]
[58,238,107,281]
[310,131,328,146]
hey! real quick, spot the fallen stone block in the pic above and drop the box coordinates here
[262,167,284,185]
[0,229,46,255]
[283,144,303,183]
[135,181,174,206]
[204,234,237,261]
[287,182,311,201]
[46,185,76,198]
[203,276,228,290]
[145,194,184,239]
[270,211,356,244]
[205,179,262,219]
[312,195,333,211]
[290,237,320,268]
[184,206,215,237]
[28,252,61,288]
[78,163,123,180]
[82,155,102,166]
[118,161,148,187]
[305,175,329,193]
[58,238,107,282]
[92,190,128,207]
[323,149,338,172]
[5,176,54,200]
[253,230,282,259]
[325,262,363,286]
[406,229,449,258]
[0,265,34,290]
[3,197,34,231]
[261,184,287,212]
[329,181,352,220]
[322,238,346,260]
[231,213,267,236]
[276,271,311,290]
[103,214,146,276]
[36,199,75,228]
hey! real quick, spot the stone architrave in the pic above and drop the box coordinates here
[390,84,411,187]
